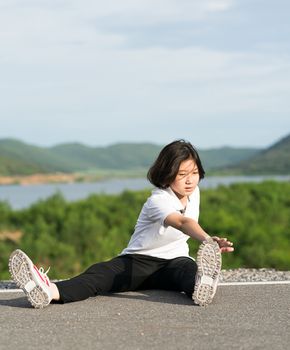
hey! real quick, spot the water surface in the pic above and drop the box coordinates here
[1,175,289,209]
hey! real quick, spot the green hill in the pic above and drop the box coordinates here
[0,139,76,175]
[219,133,290,175]
[200,147,259,171]
[50,142,162,170]
[0,138,261,176]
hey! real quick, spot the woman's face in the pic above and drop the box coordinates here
[170,158,200,200]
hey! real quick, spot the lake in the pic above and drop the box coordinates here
[1,175,289,209]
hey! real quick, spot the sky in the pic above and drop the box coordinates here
[1,0,290,149]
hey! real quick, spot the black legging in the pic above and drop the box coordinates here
[55,254,198,303]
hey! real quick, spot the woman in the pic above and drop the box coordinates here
[9,139,234,308]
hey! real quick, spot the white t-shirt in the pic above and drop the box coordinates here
[120,186,200,259]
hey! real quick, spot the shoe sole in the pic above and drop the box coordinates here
[8,249,50,309]
[192,240,222,306]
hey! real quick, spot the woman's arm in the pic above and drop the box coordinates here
[164,212,211,242]
[164,213,234,253]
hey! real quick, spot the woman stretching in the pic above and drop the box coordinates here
[9,139,234,308]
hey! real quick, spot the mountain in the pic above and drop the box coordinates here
[0,138,265,176]
[0,139,163,176]
[0,139,76,175]
[218,133,290,175]
[200,147,260,170]
[50,142,162,170]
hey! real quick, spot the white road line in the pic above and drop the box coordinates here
[219,280,290,286]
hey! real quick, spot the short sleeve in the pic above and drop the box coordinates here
[145,193,178,224]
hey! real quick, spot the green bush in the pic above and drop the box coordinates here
[0,181,289,279]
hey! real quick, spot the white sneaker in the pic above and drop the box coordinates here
[192,238,222,306]
[8,249,53,308]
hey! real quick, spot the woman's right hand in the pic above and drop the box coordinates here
[212,236,234,253]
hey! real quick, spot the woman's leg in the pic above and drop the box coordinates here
[9,249,138,307]
[55,255,136,303]
[140,257,198,297]
[142,241,222,306]
[55,254,169,303]
[9,248,186,308]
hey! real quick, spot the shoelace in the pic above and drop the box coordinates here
[38,266,51,285]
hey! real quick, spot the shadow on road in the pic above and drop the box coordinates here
[107,289,196,306]
[0,295,31,308]
[0,289,194,309]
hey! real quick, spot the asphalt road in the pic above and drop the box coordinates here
[0,284,289,350]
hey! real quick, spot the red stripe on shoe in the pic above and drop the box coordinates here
[33,265,50,287]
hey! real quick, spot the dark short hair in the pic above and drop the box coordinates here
[147,139,205,189]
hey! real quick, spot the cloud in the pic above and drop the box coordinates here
[205,0,233,12]
[0,0,289,148]
[0,0,234,52]
[70,0,233,23]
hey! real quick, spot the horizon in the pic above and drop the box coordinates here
[1,1,290,148]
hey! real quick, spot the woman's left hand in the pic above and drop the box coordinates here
[212,236,234,253]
